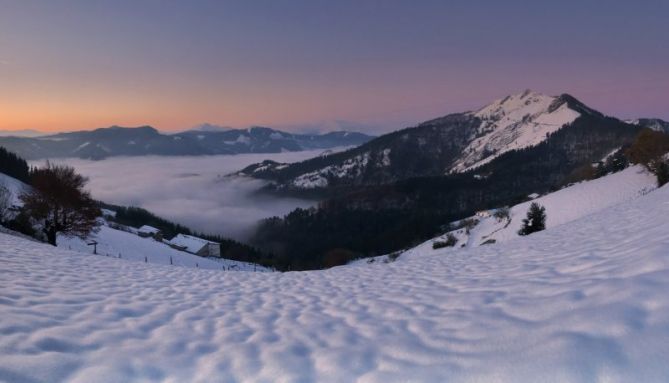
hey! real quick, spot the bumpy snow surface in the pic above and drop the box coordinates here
[2,187,669,382]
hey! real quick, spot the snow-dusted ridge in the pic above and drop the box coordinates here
[246,90,615,190]
[2,168,669,381]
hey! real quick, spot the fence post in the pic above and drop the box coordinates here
[170,256,173,265]
[145,256,147,263]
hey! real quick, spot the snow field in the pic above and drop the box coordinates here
[1,175,669,381]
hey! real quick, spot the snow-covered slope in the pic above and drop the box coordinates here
[58,224,269,272]
[2,176,669,381]
[0,172,29,206]
[452,90,582,172]
[395,165,657,259]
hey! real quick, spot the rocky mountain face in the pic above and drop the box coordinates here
[245,91,634,193]
[0,126,374,160]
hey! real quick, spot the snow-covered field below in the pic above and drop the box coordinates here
[57,224,270,272]
[1,170,669,382]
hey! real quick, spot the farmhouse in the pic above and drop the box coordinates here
[167,234,221,257]
[475,210,491,218]
[138,225,162,240]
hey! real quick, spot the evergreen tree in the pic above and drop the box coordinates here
[655,161,669,187]
[518,202,546,236]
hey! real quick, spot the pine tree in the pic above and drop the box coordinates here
[518,202,546,236]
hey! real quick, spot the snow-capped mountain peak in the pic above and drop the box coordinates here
[472,89,553,119]
[451,90,582,172]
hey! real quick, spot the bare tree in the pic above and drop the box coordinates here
[20,163,101,245]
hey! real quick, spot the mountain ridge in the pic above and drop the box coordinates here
[243,90,639,192]
[0,125,374,160]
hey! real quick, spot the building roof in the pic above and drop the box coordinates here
[168,234,219,253]
[138,225,161,234]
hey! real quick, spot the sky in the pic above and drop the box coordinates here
[1,0,668,134]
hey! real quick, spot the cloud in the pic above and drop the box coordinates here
[38,151,325,241]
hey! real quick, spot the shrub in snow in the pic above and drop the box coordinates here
[493,207,510,222]
[4,211,36,238]
[322,248,357,268]
[655,161,669,187]
[518,202,546,236]
[459,218,479,234]
[433,233,458,249]
[385,251,401,263]
[566,163,598,184]
[626,128,669,186]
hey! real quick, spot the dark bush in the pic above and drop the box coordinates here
[386,251,401,262]
[493,207,510,221]
[433,233,458,249]
[322,248,357,268]
[518,202,547,236]
[626,129,669,186]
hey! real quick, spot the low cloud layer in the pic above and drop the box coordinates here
[36,151,324,241]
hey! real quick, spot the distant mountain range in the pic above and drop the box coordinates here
[0,126,374,160]
[0,129,45,138]
[626,118,669,133]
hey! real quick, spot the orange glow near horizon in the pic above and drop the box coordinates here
[1,2,667,134]
[1,74,470,133]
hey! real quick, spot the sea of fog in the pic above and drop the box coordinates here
[33,150,331,241]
